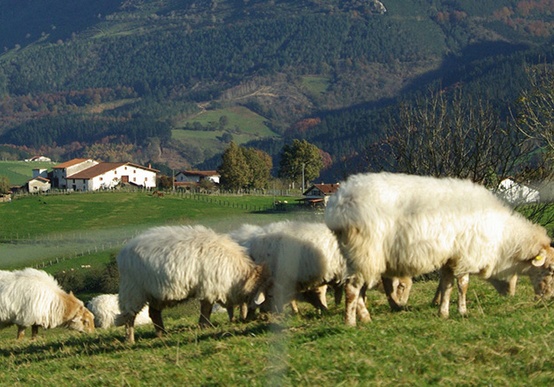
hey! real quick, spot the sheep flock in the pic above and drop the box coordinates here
[2,172,554,343]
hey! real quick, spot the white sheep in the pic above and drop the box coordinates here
[231,221,412,318]
[230,221,351,315]
[0,268,95,339]
[86,294,151,329]
[325,172,554,326]
[116,225,271,343]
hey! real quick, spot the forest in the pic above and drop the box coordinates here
[0,0,553,179]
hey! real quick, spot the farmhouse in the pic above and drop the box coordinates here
[66,162,158,191]
[52,159,99,189]
[25,155,52,162]
[299,183,340,207]
[175,170,220,185]
[27,176,51,193]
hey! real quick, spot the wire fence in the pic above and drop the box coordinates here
[1,188,306,270]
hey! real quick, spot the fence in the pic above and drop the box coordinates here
[1,188,304,270]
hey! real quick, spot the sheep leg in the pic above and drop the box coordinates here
[149,308,165,338]
[290,299,300,314]
[334,284,343,306]
[226,306,235,322]
[31,324,39,339]
[356,283,371,323]
[125,315,137,344]
[16,325,26,340]
[344,278,363,326]
[199,300,214,328]
[382,276,405,311]
[437,267,454,318]
[396,276,413,306]
[457,274,469,316]
[508,274,518,296]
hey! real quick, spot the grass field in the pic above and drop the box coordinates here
[1,192,554,385]
[1,278,553,385]
[0,160,56,186]
[177,106,277,137]
[0,191,301,269]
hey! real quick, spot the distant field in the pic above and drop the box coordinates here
[0,160,56,186]
[176,106,279,137]
[0,191,311,269]
[301,75,330,95]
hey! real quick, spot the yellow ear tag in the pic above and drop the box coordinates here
[533,255,546,267]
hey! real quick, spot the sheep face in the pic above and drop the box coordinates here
[66,306,95,333]
[528,246,554,299]
[246,263,272,308]
[63,293,95,333]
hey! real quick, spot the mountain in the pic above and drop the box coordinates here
[0,0,553,179]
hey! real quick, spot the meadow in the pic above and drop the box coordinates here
[1,192,554,385]
[0,160,55,186]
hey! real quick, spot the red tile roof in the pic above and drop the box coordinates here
[67,162,126,179]
[52,158,94,169]
[303,183,340,196]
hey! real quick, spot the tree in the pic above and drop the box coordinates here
[0,176,10,194]
[368,86,528,187]
[243,147,273,189]
[515,65,554,165]
[218,143,273,191]
[278,139,324,189]
[218,142,252,191]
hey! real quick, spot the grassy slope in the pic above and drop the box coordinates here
[0,191,306,269]
[0,161,56,186]
[1,278,553,385]
[1,192,554,384]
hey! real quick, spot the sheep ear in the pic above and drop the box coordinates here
[532,254,546,267]
[253,291,265,305]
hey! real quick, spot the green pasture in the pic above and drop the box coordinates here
[1,277,553,385]
[176,106,278,136]
[301,75,330,95]
[0,160,55,186]
[1,192,554,385]
[0,191,309,269]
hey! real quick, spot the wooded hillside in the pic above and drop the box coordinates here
[0,0,553,179]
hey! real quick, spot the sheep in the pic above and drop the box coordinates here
[231,221,413,318]
[230,221,368,316]
[0,268,95,339]
[116,225,272,343]
[324,172,554,326]
[86,294,151,329]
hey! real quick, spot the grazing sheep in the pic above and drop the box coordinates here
[230,221,354,315]
[0,268,95,339]
[231,222,412,318]
[325,172,554,326]
[86,294,151,329]
[116,225,271,343]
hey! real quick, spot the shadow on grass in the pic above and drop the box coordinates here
[0,320,276,362]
